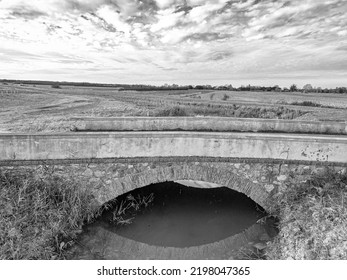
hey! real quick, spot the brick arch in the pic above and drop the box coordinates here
[96,164,271,210]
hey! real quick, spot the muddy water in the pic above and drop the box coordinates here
[68,182,277,259]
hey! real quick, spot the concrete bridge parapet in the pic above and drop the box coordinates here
[72,117,347,135]
[1,117,346,210]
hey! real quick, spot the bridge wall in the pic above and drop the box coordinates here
[73,117,347,135]
[1,132,347,163]
[1,127,346,210]
[2,158,345,211]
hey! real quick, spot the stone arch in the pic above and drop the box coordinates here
[95,163,272,210]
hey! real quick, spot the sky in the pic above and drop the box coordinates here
[0,0,346,87]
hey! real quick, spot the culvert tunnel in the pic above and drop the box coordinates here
[68,179,278,260]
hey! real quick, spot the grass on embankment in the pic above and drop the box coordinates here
[2,166,346,260]
[0,168,98,259]
[266,168,347,259]
[153,105,305,119]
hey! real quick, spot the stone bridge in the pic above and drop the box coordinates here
[1,117,347,211]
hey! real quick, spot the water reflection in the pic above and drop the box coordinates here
[67,181,277,259]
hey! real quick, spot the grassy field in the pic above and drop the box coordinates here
[1,83,347,132]
[1,166,346,260]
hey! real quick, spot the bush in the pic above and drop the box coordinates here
[222,94,229,101]
[290,101,322,107]
[51,84,61,89]
[148,103,304,119]
[154,106,190,116]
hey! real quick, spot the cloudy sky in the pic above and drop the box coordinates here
[0,0,346,87]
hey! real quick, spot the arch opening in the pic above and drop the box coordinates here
[101,181,266,248]
[67,178,279,260]
[97,164,272,211]
[68,164,277,259]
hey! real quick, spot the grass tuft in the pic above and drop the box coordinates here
[109,193,154,226]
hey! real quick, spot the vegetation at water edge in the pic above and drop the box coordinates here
[0,168,98,259]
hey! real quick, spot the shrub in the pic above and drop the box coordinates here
[154,106,190,116]
[222,94,229,101]
[291,101,322,107]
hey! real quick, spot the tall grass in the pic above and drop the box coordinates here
[266,168,347,259]
[153,105,303,119]
[153,106,190,116]
[0,168,98,259]
[109,193,154,226]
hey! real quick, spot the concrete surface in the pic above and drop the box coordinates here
[0,132,346,164]
[72,117,347,135]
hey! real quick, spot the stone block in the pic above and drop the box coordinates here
[277,175,287,181]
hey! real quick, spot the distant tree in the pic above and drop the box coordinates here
[225,84,233,90]
[337,87,347,94]
[303,84,313,93]
[290,84,297,92]
[273,85,281,92]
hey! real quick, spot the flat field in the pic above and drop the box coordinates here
[0,83,346,132]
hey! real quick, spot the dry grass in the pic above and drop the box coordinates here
[266,168,347,259]
[152,104,304,119]
[109,193,154,226]
[0,167,99,259]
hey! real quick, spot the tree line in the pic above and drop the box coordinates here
[1,79,346,94]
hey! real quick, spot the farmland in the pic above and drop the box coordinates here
[0,82,346,133]
[1,82,347,261]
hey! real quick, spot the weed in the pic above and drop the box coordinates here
[109,193,154,226]
[154,106,190,116]
[0,168,98,259]
[152,104,304,119]
[291,101,322,107]
[265,168,347,259]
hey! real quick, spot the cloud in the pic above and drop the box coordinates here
[0,0,346,87]
[209,50,233,61]
[9,5,46,19]
[154,0,176,9]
